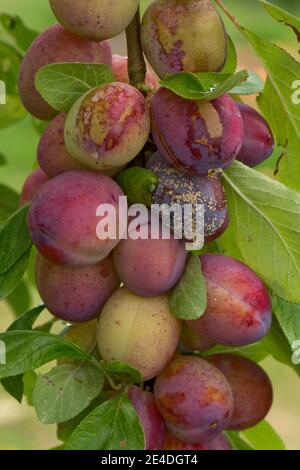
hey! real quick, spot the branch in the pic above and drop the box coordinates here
[214,0,242,30]
[126,7,148,93]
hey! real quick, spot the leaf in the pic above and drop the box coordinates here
[0,185,20,224]
[1,375,23,403]
[203,341,269,363]
[230,71,264,95]
[222,161,300,303]
[225,431,254,450]
[23,371,38,406]
[260,0,300,47]
[7,305,45,331]
[35,63,115,113]
[65,392,145,450]
[222,35,237,74]
[170,254,207,320]
[241,420,285,450]
[0,330,99,379]
[6,280,31,318]
[104,361,142,384]
[241,28,300,192]
[0,153,6,166]
[159,70,248,100]
[33,363,104,424]
[0,248,31,300]
[0,14,38,53]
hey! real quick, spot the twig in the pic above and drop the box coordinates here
[126,7,148,92]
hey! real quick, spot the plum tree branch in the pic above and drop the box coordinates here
[126,7,148,93]
[214,0,241,30]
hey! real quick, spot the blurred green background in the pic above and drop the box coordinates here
[0,0,300,450]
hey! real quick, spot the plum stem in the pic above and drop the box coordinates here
[214,0,242,30]
[126,7,148,93]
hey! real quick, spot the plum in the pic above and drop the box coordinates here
[154,355,233,443]
[236,103,274,167]
[20,168,49,206]
[65,82,150,174]
[96,287,181,381]
[187,254,272,346]
[38,113,87,178]
[113,216,187,297]
[128,386,166,450]
[28,170,125,267]
[141,0,227,79]
[180,322,215,353]
[163,431,231,450]
[58,320,98,365]
[150,89,244,176]
[18,24,112,120]
[208,354,273,430]
[112,55,158,90]
[146,152,228,243]
[36,253,120,323]
[50,0,140,41]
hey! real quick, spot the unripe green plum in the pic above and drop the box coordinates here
[50,0,140,41]
[18,24,112,120]
[141,0,227,79]
[97,287,181,381]
[20,168,49,206]
[65,82,150,174]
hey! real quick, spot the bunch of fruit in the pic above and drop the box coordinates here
[18,0,275,450]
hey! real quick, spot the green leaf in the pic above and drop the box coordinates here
[116,167,158,206]
[0,14,38,53]
[225,431,254,450]
[241,420,285,450]
[104,361,142,384]
[159,70,248,100]
[1,375,23,403]
[203,341,269,363]
[230,71,264,95]
[241,28,300,192]
[33,363,104,424]
[170,254,207,320]
[6,280,31,318]
[7,305,45,331]
[0,184,20,224]
[0,153,6,166]
[0,248,31,300]
[65,392,145,450]
[35,63,115,113]
[0,330,99,379]
[222,36,237,74]
[222,161,300,303]
[23,371,38,406]
[260,0,300,47]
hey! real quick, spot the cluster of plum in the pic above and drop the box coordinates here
[18,0,275,451]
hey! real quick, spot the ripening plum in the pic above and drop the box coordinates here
[208,354,273,430]
[163,431,231,450]
[150,89,244,176]
[97,287,181,381]
[128,386,166,450]
[64,82,150,174]
[36,253,120,322]
[20,168,49,206]
[50,0,140,41]
[146,152,228,243]
[187,254,272,346]
[112,55,158,90]
[154,356,233,443]
[58,320,98,365]
[18,24,112,120]
[28,170,125,267]
[236,103,274,167]
[113,217,187,297]
[141,0,227,79]
[38,113,87,178]
[180,322,215,353]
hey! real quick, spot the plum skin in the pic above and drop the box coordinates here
[163,431,231,450]
[28,170,125,267]
[187,254,272,346]
[96,287,182,381]
[180,322,215,353]
[20,168,48,206]
[18,24,112,120]
[150,89,244,176]
[208,354,273,430]
[128,386,166,450]
[146,152,229,243]
[65,82,150,174]
[38,113,87,178]
[36,254,120,323]
[50,0,140,41]
[236,102,274,167]
[154,355,233,443]
[113,218,188,297]
[112,55,158,90]
[141,0,227,79]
